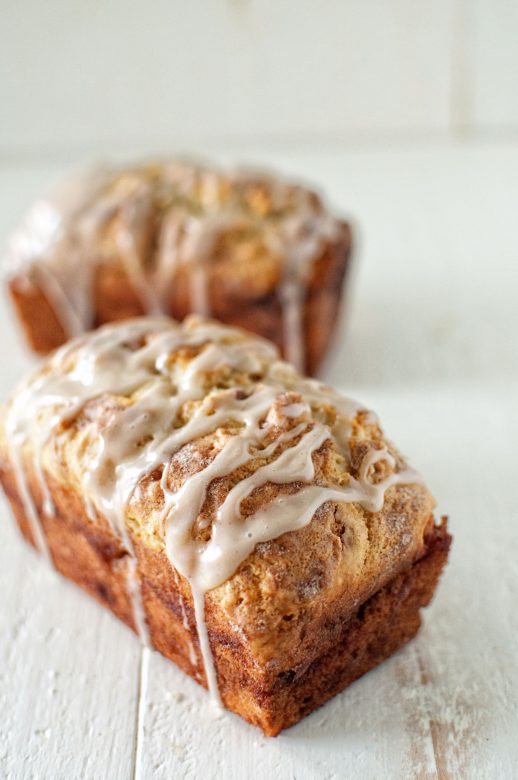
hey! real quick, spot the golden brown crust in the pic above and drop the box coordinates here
[0,446,450,734]
[9,277,68,354]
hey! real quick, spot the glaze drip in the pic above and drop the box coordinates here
[3,316,421,700]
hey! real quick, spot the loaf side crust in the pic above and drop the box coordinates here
[0,445,450,735]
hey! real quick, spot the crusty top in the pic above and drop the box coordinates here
[0,316,434,679]
[4,160,347,368]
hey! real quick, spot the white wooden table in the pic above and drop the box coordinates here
[1,144,517,779]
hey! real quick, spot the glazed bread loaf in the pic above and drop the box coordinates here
[0,317,450,735]
[4,160,352,375]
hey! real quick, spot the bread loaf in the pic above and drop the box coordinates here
[4,161,352,375]
[0,316,450,735]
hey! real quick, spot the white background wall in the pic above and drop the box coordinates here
[1,0,518,160]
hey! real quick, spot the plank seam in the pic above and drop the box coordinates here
[131,646,149,780]
[415,645,446,780]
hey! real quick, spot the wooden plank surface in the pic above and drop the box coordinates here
[1,143,517,779]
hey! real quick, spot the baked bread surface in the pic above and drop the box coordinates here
[5,161,352,374]
[0,316,450,734]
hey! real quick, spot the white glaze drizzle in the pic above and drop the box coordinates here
[114,188,164,316]
[4,431,52,563]
[265,187,341,371]
[2,317,421,701]
[125,553,150,647]
[3,317,278,645]
[32,262,87,337]
[5,162,343,372]
[172,566,198,667]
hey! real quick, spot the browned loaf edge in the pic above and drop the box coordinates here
[7,224,352,376]
[0,449,450,737]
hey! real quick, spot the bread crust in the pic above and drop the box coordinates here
[0,443,450,736]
